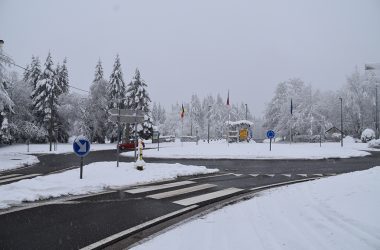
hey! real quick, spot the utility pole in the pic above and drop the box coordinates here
[376,85,379,139]
[49,91,54,152]
[340,97,343,147]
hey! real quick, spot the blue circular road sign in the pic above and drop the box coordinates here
[73,135,91,157]
[266,130,275,139]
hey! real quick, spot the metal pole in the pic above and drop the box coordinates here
[376,86,379,139]
[340,97,343,147]
[134,118,137,161]
[49,92,53,152]
[245,104,248,120]
[208,106,211,143]
[116,100,121,167]
[270,138,272,151]
[158,132,160,151]
[80,157,83,179]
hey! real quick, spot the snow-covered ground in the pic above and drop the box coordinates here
[123,140,373,160]
[0,162,218,209]
[132,167,380,250]
[0,143,116,171]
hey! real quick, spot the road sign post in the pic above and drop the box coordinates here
[109,109,145,166]
[266,130,275,151]
[73,135,91,179]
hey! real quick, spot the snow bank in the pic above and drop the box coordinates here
[0,143,117,171]
[132,167,380,250]
[368,139,380,149]
[0,162,218,209]
[123,141,371,160]
[0,152,39,172]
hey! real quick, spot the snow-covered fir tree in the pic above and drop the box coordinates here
[107,55,126,109]
[106,55,126,142]
[31,52,69,144]
[24,56,41,90]
[126,68,153,139]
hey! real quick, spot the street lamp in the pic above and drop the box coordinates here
[365,63,380,139]
[339,97,343,147]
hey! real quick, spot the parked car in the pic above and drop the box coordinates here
[118,140,145,150]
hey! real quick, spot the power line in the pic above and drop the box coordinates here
[1,55,90,93]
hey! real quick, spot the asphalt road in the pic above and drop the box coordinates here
[0,149,379,249]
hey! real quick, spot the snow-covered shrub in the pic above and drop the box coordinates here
[343,136,356,144]
[368,139,380,149]
[361,129,375,143]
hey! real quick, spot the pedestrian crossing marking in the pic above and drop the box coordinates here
[147,184,217,199]
[173,187,243,206]
[296,174,308,177]
[0,174,21,180]
[0,174,41,184]
[125,181,195,194]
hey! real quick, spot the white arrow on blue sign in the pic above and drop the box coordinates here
[266,130,275,139]
[73,135,91,157]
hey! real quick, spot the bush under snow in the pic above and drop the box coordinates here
[361,129,375,143]
[368,139,380,149]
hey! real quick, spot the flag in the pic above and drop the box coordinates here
[180,104,185,119]
[227,90,230,106]
[290,98,293,115]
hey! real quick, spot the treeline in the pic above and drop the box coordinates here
[264,69,378,139]
[0,52,153,145]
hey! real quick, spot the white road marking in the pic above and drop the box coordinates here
[188,173,241,180]
[173,188,243,206]
[249,174,260,177]
[250,178,320,191]
[125,181,195,194]
[0,174,21,180]
[281,174,292,178]
[80,205,198,250]
[265,174,275,177]
[296,174,308,177]
[312,174,323,177]
[0,174,41,184]
[326,173,337,176]
[147,184,217,199]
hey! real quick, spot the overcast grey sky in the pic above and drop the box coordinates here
[1,0,379,116]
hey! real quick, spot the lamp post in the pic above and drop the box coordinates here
[365,63,380,139]
[339,97,343,147]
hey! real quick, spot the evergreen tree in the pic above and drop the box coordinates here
[24,56,41,90]
[126,68,153,139]
[106,55,126,142]
[107,55,126,109]
[58,58,69,94]
[31,52,67,145]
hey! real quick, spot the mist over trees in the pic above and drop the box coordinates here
[0,45,376,145]
[264,70,378,140]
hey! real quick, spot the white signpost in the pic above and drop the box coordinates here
[109,108,145,167]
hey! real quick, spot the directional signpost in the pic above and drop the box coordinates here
[109,108,145,167]
[266,130,275,151]
[73,135,91,179]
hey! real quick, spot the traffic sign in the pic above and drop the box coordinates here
[73,135,91,157]
[266,130,275,139]
[109,108,144,117]
[109,115,144,123]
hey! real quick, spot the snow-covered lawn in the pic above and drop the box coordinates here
[132,167,380,250]
[123,140,373,160]
[0,162,218,209]
[0,143,117,171]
